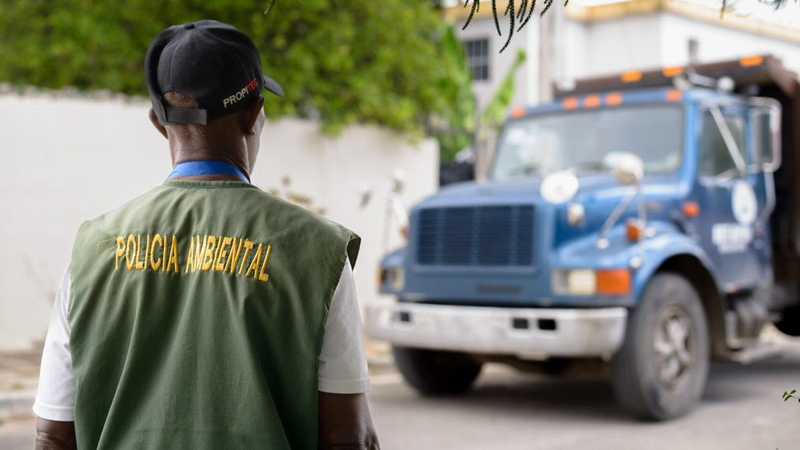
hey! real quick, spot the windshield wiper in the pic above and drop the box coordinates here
[506,164,541,177]
[569,161,608,174]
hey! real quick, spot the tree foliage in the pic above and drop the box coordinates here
[0,0,472,138]
[429,26,477,162]
[480,49,526,129]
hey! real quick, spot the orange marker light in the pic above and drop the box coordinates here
[511,106,526,118]
[740,55,764,67]
[626,219,644,242]
[584,95,601,108]
[666,89,683,102]
[621,71,643,83]
[682,201,701,218]
[563,97,579,110]
[662,66,684,77]
[606,93,624,107]
[597,269,632,296]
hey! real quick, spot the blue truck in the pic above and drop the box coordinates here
[367,55,800,420]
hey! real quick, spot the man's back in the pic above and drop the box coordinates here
[34,20,378,450]
[68,180,359,449]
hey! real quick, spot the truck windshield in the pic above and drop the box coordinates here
[492,105,683,180]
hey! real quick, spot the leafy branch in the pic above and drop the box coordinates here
[461,0,568,53]
[783,389,799,403]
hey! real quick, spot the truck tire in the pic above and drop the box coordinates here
[392,346,482,396]
[611,273,710,421]
[775,305,800,337]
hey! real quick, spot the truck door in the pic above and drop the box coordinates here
[694,103,765,292]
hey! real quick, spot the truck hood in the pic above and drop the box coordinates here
[418,175,636,208]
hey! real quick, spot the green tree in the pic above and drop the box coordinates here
[479,49,526,129]
[427,26,477,163]
[431,41,526,162]
[0,0,472,139]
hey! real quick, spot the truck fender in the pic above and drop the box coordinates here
[630,231,729,357]
[631,232,719,301]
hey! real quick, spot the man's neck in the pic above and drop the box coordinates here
[169,159,250,182]
[169,143,250,181]
[169,132,250,175]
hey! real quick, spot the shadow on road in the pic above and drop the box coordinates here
[703,351,800,404]
[391,348,800,424]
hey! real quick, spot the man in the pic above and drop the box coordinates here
[33,20,379,450]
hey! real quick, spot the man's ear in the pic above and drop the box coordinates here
[149,109,168,139]
[240,97,265,135]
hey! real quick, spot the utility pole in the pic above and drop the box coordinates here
[538,0,565,104]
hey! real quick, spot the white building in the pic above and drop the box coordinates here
[444,0,800,109]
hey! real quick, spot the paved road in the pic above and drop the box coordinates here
[0,417,33,450]
[369,350,800,450]
[3,345,799,450]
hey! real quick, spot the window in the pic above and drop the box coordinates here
[752,108,774,167]
[464,38,490,81]
[492,105,683,180]
[699,109,745,177]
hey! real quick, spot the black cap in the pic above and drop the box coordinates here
[145,20,283,125]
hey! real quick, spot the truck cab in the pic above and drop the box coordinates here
[367,55,800,420]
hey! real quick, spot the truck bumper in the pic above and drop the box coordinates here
[365,301,628,358]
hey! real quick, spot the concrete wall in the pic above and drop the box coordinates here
[562,12,800,81]
[563,14,664,80]
[0,92,437,350]
[659,13,800,72]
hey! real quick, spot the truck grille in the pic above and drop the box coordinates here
[416,205,534,266]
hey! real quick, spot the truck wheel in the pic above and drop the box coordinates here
[775,305,800,336]
[611,273,709,421]
[392,346,482,396]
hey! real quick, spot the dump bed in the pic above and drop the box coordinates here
[556,55,800,282]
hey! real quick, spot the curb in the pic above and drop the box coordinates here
[0,390,35,421]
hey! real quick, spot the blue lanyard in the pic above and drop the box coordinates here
[168,160,250,183]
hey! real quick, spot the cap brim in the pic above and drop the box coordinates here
[262,75,284,97]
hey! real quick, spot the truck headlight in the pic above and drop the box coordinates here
[553,269,631,296]
[553,270,596,295]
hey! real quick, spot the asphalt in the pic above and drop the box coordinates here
[368,353,800,450]
[2,341,799,449]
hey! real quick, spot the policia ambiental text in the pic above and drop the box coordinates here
[114,233,273,283]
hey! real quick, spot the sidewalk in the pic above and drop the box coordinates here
[0,345,41,421]
[0,339,394,422]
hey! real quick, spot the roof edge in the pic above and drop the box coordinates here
[565,0,800,44]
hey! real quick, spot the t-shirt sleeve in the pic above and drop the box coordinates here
[318,258,370,394]
[33,266,76,422]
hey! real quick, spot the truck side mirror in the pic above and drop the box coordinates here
[749,97,782,174]
[604,152,644,186]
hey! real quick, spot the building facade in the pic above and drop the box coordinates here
[445,0,800,109]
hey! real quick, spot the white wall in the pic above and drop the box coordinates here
[0,92,437,350]
[563,14,665,80]
[561,11,800,81]
[659,13,800,73]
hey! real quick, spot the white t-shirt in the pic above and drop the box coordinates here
[34,259,369,422]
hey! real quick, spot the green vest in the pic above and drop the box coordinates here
[68,180,360,449]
